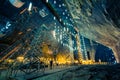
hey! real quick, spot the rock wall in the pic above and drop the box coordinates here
[65,0,120,63]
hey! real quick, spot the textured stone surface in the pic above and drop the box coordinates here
[34,64,120,80]
[0,0,120,62]
[65,0,120,62]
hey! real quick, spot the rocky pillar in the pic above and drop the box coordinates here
[111,42,120,63]
[68,35,74,63]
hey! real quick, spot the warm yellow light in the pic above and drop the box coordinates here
[42,43,53,55]
[81,60,94,64]
[39,57,53,65]
[74,60,79,64]
[17,56,24,62]
[66,60,71,64]
[57,58,66,64]
[56,53,74,64]
[7,59,14,63]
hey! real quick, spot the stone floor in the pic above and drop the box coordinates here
[1,64,120,80]
[34,64,120,80]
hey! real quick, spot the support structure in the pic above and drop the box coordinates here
[90,40,95,62]
[1,25,46,79]
[75,34,83,63]
[68,34,74,63]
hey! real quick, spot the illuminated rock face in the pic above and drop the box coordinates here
[65,0,120,63]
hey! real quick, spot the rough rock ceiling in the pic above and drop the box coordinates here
[0,0,120,63]
[65,0,120,62]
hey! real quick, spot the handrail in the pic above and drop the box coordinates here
[0,44,21,62]
[0,28,34,63]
